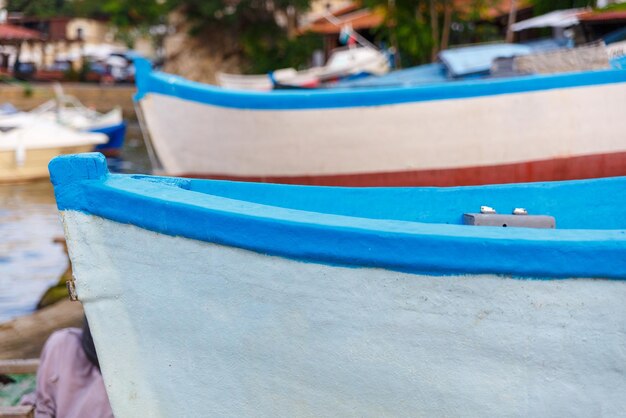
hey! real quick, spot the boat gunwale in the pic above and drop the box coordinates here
[50,154,626,280]
[134,58,626,110]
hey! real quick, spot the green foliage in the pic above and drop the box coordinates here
[243,33,323,73]
[0,373,36,407]
[366,0,502,66]
[169,0,307,32]
[21,83,33,98]
[101,0,167,29]
[7,0,167,49]
[532,0,595,15]
[79,59,91,81]
[63,66,80,81]
[6,0,67,17]
[377,2,434,66]
[36,283,69,309]
[8,0,321,72]
[171,0,322,73]
[597,2,626,11]
[6,0,166,27]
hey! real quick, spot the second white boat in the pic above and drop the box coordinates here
[0,122,107,183]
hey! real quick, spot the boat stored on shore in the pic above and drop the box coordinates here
[134,56,626,186]
[51,153,626,417]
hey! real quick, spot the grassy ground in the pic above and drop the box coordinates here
[0,374,35,406]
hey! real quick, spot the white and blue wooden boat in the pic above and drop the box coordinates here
[0,123,106,183]
[0,86,126,156]
[51,153,626,417]
[38,90,126,156]
[134,50,626,186]
[217,46,389,91]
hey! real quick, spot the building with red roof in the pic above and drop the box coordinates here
[0,23,43,41]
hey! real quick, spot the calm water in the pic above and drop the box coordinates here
[0,122,150,323]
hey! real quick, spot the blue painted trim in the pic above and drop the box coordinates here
[49,153,626,280]
[332,63,448,88]
[90,122,126,151]
[438,43,532,77]
[133,57,626,110]
[612,54,626,70]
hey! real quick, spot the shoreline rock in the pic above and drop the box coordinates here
[0,299,83,360]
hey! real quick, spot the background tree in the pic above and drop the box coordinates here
[7,0,612,74]
[5,0,68,17]
[366,0,500,67]
[533,0,596,15]
[168,0,321,73]
[6,0,167,48]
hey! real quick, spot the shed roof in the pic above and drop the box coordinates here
[579,10,626,23]
[0,23,43,41]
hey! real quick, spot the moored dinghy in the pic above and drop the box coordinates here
[51,153,626,417]
[0,85,126,156]
[135,55,626,186]
[0,124,106,183]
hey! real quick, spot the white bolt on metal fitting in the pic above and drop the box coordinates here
[480,206,496,214]
[513,208,528,215]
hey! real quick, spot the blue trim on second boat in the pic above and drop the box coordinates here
[133,57,626,110]
[90,122,127,151]
[49,153,626,280]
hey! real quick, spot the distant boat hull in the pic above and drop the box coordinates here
[0,144,94,183]
[182,150,626,186]
[137,66,626,186]
[90,121,127,156]
[0,124,106,183]
[0,106,126,156]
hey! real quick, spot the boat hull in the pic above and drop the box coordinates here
[138,79,626,185]
[61,210,626,418]
[0,145,94,183]
[181,150,626,186]
[91,121,127,156]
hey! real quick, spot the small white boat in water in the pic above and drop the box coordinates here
[217,46,389,90]
[0,85,126,155]
[0,123,106,183]
[51,152,626,417]
[32,94,123,132]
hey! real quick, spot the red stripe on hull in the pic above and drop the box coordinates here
[182,152,626,187]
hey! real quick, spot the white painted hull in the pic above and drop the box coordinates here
[0,123,106,183]
[53,107,123,131]
[139,80,626,184]
[0,144,96,183]
[61,211,626,418]
[0,107,123,132]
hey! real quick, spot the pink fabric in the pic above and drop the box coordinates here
[24,328,114,418]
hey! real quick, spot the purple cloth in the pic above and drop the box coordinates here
[22,328,114,418]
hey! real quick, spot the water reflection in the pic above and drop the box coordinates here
[0,181,66,322]
[0,122,150,322]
